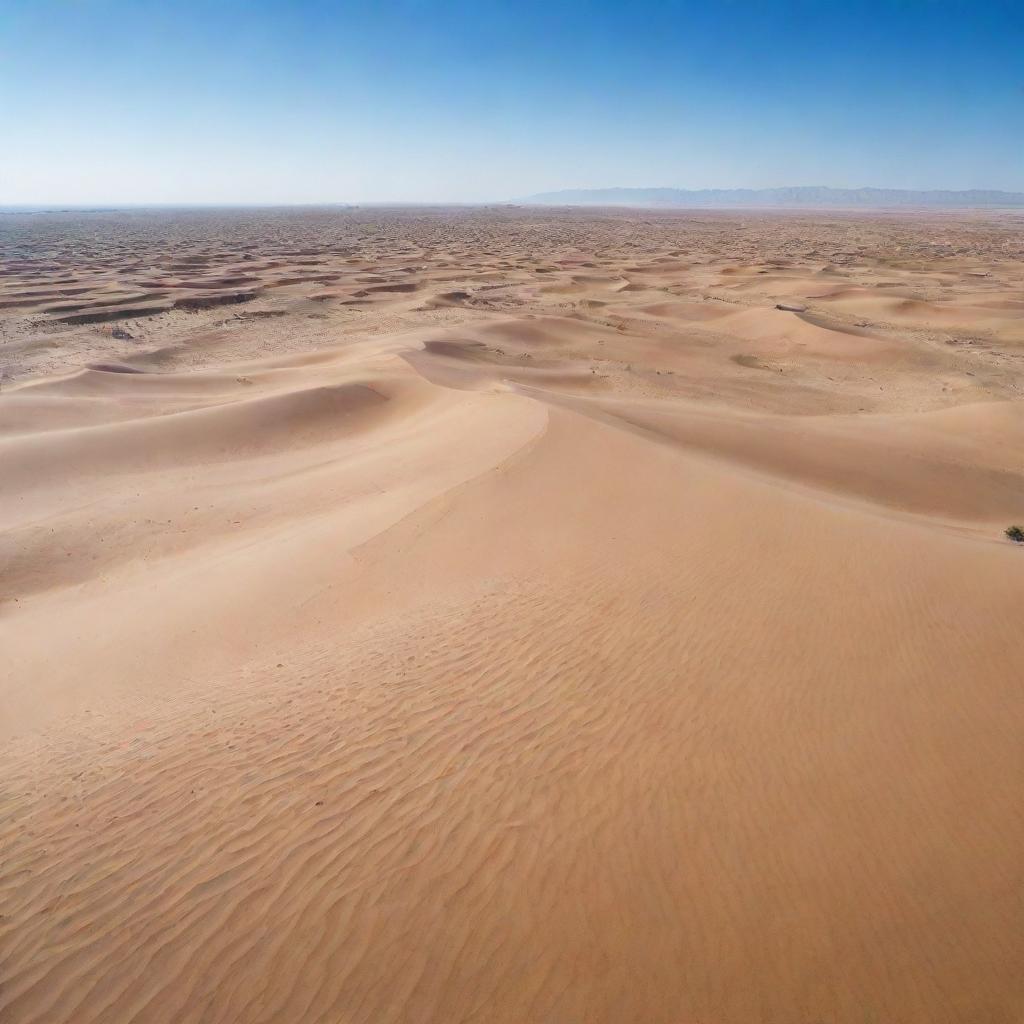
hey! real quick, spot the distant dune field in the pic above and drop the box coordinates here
[1,207,1023,1024]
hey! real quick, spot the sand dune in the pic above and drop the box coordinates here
[1,207,1023,1024]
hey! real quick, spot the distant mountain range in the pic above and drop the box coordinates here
[519,186,1024,209]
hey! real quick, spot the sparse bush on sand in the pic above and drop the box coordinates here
[1005,525,1024,543]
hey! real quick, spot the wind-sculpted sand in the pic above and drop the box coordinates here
[2,207,1023,1023]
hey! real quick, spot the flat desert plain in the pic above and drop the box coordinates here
[1,206,1023,1024]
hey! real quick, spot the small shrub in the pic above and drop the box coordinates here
[1005,525,1024,543]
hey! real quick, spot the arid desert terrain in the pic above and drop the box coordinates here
[1,206,1023,1023]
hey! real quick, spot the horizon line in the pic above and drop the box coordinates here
[5,185,1024,212]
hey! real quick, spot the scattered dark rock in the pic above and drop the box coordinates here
[174,290,258,312]
[59,305,169,325]
[111,326,134,340]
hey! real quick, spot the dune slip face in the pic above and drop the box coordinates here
[2,207,1024,1024]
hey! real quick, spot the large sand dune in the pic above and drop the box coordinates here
[1,207,1023,1023]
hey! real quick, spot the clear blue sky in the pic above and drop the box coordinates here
[1,0,1022,203]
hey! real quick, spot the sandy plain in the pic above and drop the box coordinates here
[1,206,1023,1023]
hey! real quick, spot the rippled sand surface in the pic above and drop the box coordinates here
[2,207,1023,1023]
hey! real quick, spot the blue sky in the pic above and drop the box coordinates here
[1,0,1022,203]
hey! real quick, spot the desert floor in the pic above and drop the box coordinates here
[1,206,1023,1023]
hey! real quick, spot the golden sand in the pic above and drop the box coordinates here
[2,207,1023,1023]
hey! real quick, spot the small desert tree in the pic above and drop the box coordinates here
[1005,525,1024,543]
